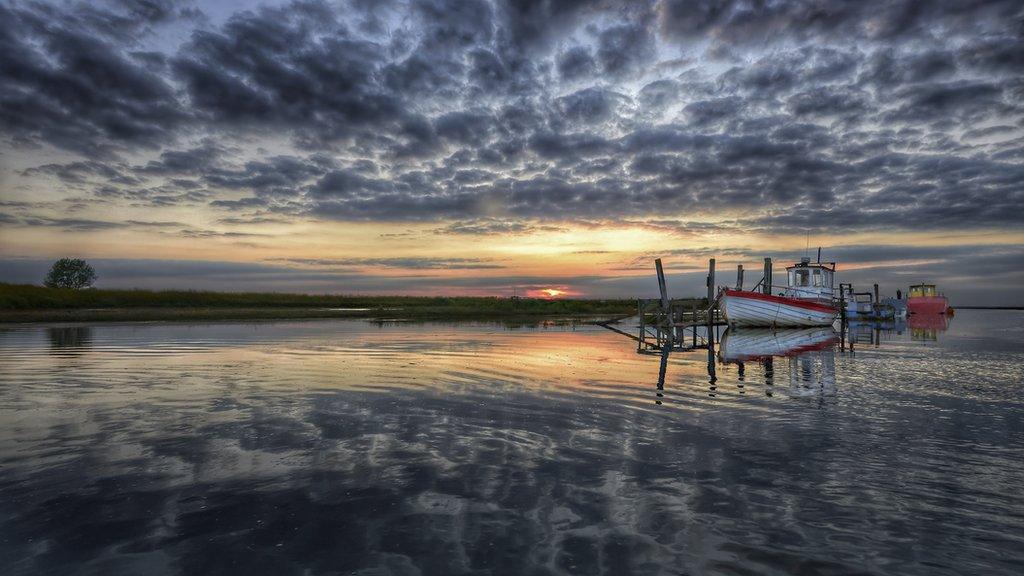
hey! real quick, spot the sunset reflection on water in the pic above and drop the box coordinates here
[1,312,1022,575]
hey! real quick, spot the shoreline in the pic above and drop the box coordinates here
[0,306,634,325]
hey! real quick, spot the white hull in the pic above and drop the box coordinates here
[722,292,837,327]
[720,327,838,362]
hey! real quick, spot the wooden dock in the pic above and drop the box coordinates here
[599,255,766,353]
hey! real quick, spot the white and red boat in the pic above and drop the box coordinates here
[721,257,839,328]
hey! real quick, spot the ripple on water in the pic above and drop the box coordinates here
[0,314,1023,575]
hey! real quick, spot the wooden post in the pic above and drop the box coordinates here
[706,326,717,387]
[707,258,716,304]
[655,258,670,311]
[736,264,743,290]
[691,300,697,346]
[637,299,644,351]
[839,289,847,322]
[762,258,772,295]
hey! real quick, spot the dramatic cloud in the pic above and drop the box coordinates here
[0,0,1022,300]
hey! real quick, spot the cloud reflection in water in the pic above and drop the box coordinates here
[1,316,1023,575]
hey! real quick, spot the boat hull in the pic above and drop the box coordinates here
[720,327,838,362]
[907,296,948,315]
[721,289,838,327]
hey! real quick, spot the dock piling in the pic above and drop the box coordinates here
[707,258,716,303]
[655,258,670,311]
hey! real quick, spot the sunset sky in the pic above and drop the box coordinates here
[1,0,1022,303]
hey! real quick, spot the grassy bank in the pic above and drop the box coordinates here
[0,283,638,323]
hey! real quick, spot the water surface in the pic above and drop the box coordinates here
[1,311,1022,575]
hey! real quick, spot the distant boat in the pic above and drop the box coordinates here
[721,257,839,327]
[907,284,948,315]
[843,291,874,318]
[719,327,839,362]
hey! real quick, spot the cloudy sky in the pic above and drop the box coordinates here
[1,0,1022,303]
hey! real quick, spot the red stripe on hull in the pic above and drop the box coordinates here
[722,289,837,313]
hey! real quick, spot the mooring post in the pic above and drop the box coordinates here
[655,258,670,311]
[707,258,716,304]
[736,264,743,290]
[762,257,772,295]
[691,300,697,346]
[637,299,644,351]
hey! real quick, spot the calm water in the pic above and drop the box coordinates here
[1,311,1022,575]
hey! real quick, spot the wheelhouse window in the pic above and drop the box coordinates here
[794,269,810,287]
[812,269,822,286]
[910,285,937,297]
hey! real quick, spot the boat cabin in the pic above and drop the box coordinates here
[909,284,939,298]
[785,257,836,302]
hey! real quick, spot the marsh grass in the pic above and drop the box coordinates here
[0,283,639,322]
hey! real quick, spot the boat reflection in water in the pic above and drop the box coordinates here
[719,327,839,397]
[844,313,950,348]
[907,312,950,341]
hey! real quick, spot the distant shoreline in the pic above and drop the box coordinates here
[954,306,1024,310]
[0,307,630,324]
[0,283,641,324]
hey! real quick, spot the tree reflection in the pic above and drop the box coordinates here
[47,326,92,354]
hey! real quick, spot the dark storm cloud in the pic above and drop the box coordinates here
[206,156,333,196]
[171,2,404,145]
[1,0,1022,234]
[657,0,1023,45]
[177,228,270,239]
[638,79,679,111]
[15,216,129,231]
[435,218,565,236]
[683,97,744,126]
[273,257,504,270]
[137,141,226,175]
[23,161,140,186]
[596,22,656,76]
[434,110,494,146]
[209,197,269,210]
[556,46,596,80]
[0,1,195,157]
[556,88,624,124]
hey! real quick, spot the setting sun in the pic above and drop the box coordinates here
[523,288,569,299]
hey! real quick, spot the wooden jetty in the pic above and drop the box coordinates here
[599,256,743,353]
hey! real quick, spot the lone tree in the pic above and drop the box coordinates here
[44,258,97,290]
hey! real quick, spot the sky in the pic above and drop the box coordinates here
[1,0,1022,304]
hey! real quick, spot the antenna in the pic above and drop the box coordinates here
[805,232,809,258]
[817,246,821,263]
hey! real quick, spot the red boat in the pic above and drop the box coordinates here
[907,284,948,315]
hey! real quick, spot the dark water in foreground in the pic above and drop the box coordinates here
[1,311,1022,575]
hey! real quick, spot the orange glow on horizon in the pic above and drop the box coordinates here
[524,287,577,299]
